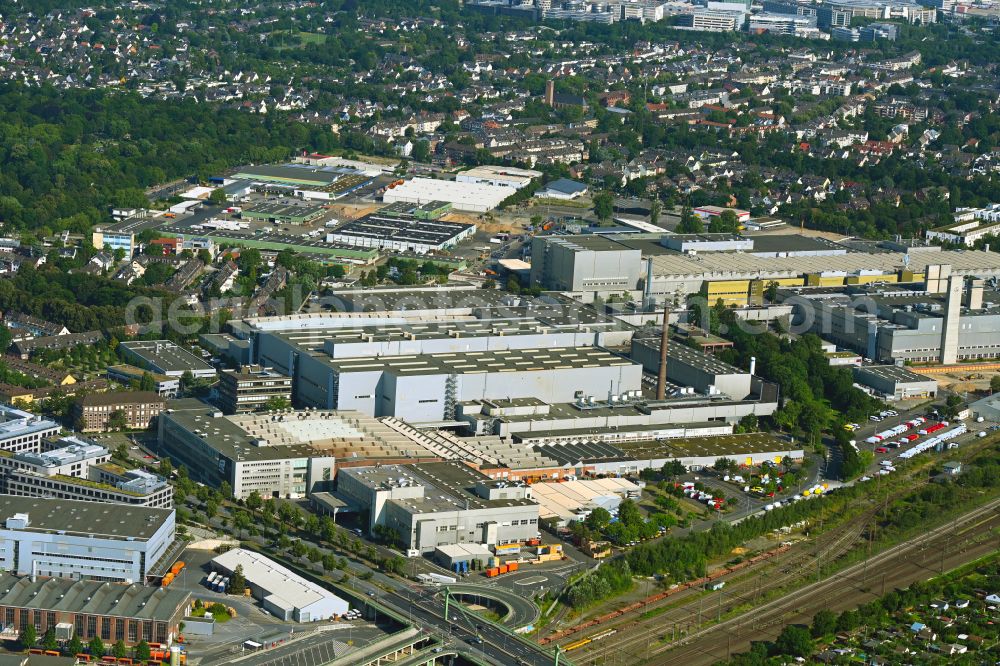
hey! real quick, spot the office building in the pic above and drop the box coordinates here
[72,392,166,433]
[0,573,189,646]
[762,0,818,16]
[336,461,539,553]
[118,340,217,379]
[0,406,60,454]
[748,12,818,33]
[158,405,426,499]
[817,0,935,27]
[0,496,177,584]
[677,8,746,30]
[218,366,292,414]
[0,435,172,508]
[860,21,899,39]
[212,549,349,622]
[91,227,135,256]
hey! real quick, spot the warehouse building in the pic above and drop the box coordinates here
[853,365,938,400]
[457,391,777,442]
[211,548,349,622]
[526,433,802,478]
[529,235,642,293]
[630,338,754,398]
[326,210,475,254]
[275,345,642,420]
[529,232,1000,302]
[252,293,638,416]
[456,166,541,190]
[529,478,642,526]
[119,340,217,379]
[230,164,348,189]
[783,276,1000,363]
[0,405,61,454]
[241,200,327,225]
[0,573,189,645]
[0,496,177,584]
[382,178,511,213]
[336,461,540,553]
[157,405,430,499]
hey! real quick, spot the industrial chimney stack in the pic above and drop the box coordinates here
[656,306,669,400]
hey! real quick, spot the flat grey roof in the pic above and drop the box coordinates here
[532,432,800,464]
[633,337,746,376]
[323,346,636,376]
[232,164,343,187]
[341,461,535,512]
[331,213,472,245]
[161,406,426,462]
[119,340,216,374]
[854,364,936,386]
[0,572,189,622]
[0,496,172,540]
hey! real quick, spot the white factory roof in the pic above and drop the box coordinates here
[529,478,642,522]
[384,178,510,211]
[435,543,492,558]
[212,548,348,616]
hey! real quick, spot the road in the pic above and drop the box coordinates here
[366,584,562,666]
[654,496,1000,665]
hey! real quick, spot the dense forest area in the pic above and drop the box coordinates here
[0,84,340,240]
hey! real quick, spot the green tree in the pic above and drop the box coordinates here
[708,209,740,234]
[593,191,614,222]
[773,624,813,658]
[112,640,128,659]
[649,200,662,225]
[585,507,612,531]
[106,409,129,431]
[810,609,837,638]
[89,636,105,659]
[209,188,228,206]
[67,633,83,657]
[19,623,36,649]
[41,628,58,651]
[134,640,151,662]
[262,395,291,411]
[661,459,686,479]
[138,371,156,392]
[229,564,247,595]
[245,490,263,514]
[991,375,1000,393]
[676,207,702,234]
[0,324,11,353]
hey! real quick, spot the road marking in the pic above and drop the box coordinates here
[514,576,547,586]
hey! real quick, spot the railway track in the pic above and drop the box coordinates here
[570,511,872,664]
[654,497,1000,666]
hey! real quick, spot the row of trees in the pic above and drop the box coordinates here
[18,624,153,661]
